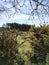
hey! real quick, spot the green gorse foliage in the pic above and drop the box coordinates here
[0,24,49,65]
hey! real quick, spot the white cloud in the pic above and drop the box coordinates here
[0,14,30,27]
[10,14,29,19]
[0,13,49,27]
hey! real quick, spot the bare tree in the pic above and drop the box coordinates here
[0,0,49,14]
[0,0,49,23]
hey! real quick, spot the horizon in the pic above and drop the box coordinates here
[0,13,49,27]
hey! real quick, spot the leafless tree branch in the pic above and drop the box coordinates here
[0,0,49,22]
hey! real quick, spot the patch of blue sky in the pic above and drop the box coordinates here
[0,0,49,27]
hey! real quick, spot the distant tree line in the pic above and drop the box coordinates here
[3,23,31,31]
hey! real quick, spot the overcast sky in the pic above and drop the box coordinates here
[0,14,40,27]
[0,0,49,27]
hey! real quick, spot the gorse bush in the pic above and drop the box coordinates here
[0,31,18,65]
[0,24,49,65]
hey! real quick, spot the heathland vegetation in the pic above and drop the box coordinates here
[0,23,49,65]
